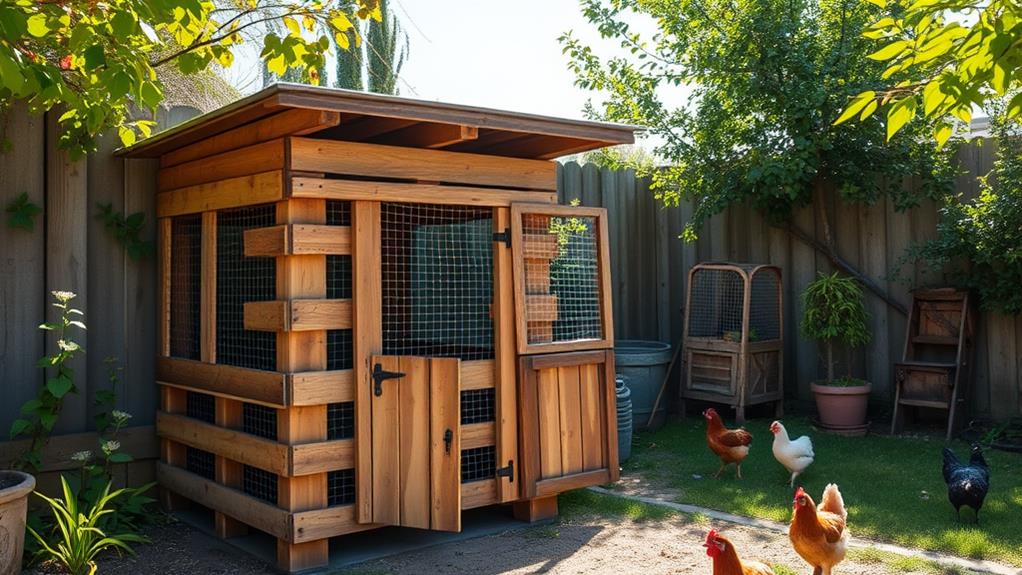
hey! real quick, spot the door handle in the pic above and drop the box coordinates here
[371,363,405,397]
[444,428,453,455]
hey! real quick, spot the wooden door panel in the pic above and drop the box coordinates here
[371,355,401,525]
[430,358,461,532]
[557,366,584,475]
[578,363,606,472]
[536,368,562,480]
[399,357,430,530]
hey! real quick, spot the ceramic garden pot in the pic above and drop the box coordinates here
[0,470,35,575]
[812,381,872,433]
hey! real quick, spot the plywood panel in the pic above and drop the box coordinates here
[429,358,461,532]
[371,355,400,525]
[557,366,583,475]
[579,363,605,471]
[536,367,562,480]
[399,357,430,530]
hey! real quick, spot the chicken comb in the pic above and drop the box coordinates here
[794,486,805,498]
[705,529,718,543]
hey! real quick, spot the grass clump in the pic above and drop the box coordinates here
[558,489,682,523]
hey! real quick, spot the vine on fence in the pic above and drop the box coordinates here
[96,203,154,261]
[5,192,42,231]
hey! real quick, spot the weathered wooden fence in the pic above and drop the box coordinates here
[557,139,1022,421]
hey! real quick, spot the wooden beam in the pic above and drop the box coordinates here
[461,480,498,510]
[158,139,285,191]
[290,439,354,475]
[290,504,379,543]
[162,109,340,168]
[291,177,557,206]
[336,116,418,140]
[289,138,557,191]
[460,360,495,390]
[493,207,519,502]
[478,134,608,160]
[200,212,216,363]
[157,411,289,475]
[157,358,286,407]
[244,299,352,332]
[287,370,354,406]
[214,398,248,538]
[244,224,352,257]
[461,422,495,450]
[158,218,172,357]
[371,123,479,149]
[156,171,285,217]
[157,463,292,540]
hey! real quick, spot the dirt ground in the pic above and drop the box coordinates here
[82,513,933,575]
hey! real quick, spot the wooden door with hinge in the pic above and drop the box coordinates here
[370,355,461,531]
[518,350,619,498]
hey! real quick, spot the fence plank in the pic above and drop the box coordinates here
[858,201,890,399]
[987,315,1019,421]
[791,203,818,397]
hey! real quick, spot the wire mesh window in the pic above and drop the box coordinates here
[381,204,494,360]
[522,213,603,345]
[186,447,216,480]
[243,465,278,504]
[242,403,277,440]
[185,392,216,424]
[327,329,353,370]
[327,469,355,506]
[687,268,745,340]
[216,205,277,371]
[326,200,351,226]
[169,215,201,360]
[461,446,496,483]
[461,389,496,424]
[327,402,354,440]
[749,270,781,341]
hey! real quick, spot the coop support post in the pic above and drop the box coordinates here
[159,386,189,511]
[215,397,247,538]
[513,495,558,522]
[493,207,520,502]
[274,198,330,572]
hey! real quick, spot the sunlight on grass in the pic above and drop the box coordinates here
[770,565,800,575]
[847,547,981,575]
[623,419,1022,566]
[559,489,683,523]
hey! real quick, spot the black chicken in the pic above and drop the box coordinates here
[942,444,990,524]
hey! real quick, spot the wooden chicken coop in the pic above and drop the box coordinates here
[681,263,784,423]
[119,84,634,572]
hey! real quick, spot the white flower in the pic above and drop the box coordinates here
[112,410,132,423]
[101,440,121,455]
[51,291,76,302]
[71,450,93,462]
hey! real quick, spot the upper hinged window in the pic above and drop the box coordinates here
[510,204,613,354]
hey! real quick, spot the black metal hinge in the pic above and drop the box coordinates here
[371,363,404,397]
[496,460,514,482]
[493,228,511,247]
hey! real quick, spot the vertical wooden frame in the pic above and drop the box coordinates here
[158,218,172,357]
[200,212,217,364]
[352,201,382,524]
[510,204,614,355]
[492,208,519,501]
[215,397,247,538]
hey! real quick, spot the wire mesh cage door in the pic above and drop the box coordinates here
[509,204,613,355]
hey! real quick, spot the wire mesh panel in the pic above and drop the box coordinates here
[242,403,278,440]
[327,329,353,370]
[521,213,603,345]
[186,447,216,480]
[216,205,277,371]
[326,200,351,226]
[327,469,355,506]
[327,402,354,440]
[460,389,496,424]
[243,465,278,504]
[381,204,494,360]
[461,446,496,483]
[185,392,216,424]
[169,214,201,359]
[749,269,781,341]
[687,268,746,340]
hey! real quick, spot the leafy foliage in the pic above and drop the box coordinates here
[5,191,41,231]
[561,0,958,240]
[10,291,86,472]
[838,0,1022,143]
[27,476,147,575]
[908,111,1022,315]
[328,0,407,93]
[801,272,871,383]
[96,203,155,260]
[0,0,382,157]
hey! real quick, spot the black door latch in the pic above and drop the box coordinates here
[371,363,404,397]
[443,429,453,454]
[496,460,514,483]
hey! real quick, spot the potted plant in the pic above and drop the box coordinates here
[800,272,872,432]
[0,470,35,574]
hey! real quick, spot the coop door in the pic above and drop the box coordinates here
[518,350,619,498]
[509,204,613,355]
[369,355,461,532]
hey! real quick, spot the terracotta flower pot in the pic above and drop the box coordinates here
[812,381,872,429]
[0,470,35,575]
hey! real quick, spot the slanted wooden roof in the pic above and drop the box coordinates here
[119,83,639,160]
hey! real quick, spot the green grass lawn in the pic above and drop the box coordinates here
[619,418,1022,566]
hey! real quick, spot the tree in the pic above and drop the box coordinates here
[330,0,407,93]
[561,0,958,302]
[0,0,382,157]
[836,0,1022,144]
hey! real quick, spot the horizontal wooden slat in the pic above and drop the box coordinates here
[527,351,609,371]
[244,299,352,332]
[157,357,286,407]
[156,171,284,217]
[292,177,557,206]
[287,370,354,406]
[461,422,495,450]
[244,224,352,256]
[291,505,379,543]
[535,469,611,497]
[0,426,157,473]
[289,138,557,191]
[157,412,289,475]
[158,139,285,191]
[162,109,340,168]
[461,480,498,510]
[291,439,354,475]
[157,462,292,540]
[460,359,495,390]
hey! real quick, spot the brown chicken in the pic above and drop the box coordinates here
[704,529,775,575]
[703,407,753,479]
[789,484,849,575]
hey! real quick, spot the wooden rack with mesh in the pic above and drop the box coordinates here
[119,84,636,573]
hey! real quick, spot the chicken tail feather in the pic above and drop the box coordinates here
[819,483,846,519]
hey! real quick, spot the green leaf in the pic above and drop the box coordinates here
[865,0,887,7]
[84,44,106,69]
[1006,92,1022,118]
[118,126,137,147]
[26,13,50,37]
[47,374,74,399]
[0,49,25,94]
[886,97,917,141]
[10,418,31,438]
[833,91,875,125]
[868,40,909,61]
[934,124,953,148]
[108,453,133,463]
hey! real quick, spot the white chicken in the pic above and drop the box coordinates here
[770,421,814,488]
